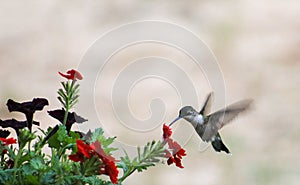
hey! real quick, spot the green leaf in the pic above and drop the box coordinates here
[57,89,67,101]
[65,81,71,92]
[81,175,107,185]
[40,171,56,184]
[73,83,80,91]
[88,128,117,155]
[137,146,141,161]
[17,152,32,165]
[18,129,36,149]
[25,174,39,185]
[57,97,66,108]
[61,81,67,91]
[90,128,104,142]
[30,157,45,170]
[0,169,16,184]
[47,125,78,150]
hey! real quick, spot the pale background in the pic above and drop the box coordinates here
[0,1,299,185]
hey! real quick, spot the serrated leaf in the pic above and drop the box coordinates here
[30,157,45,170]
[48,125,76,149]
[88,128,117,154]
[90,128,104,142]
[40,171,56,184]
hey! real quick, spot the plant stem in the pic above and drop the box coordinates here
[120,143,163,183]
[119,167,136,183]
[62,105,69,126]
[11,147,24,184]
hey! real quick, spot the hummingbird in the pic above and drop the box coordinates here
[169,92,252,154]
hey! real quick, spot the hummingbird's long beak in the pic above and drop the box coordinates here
[169,117,181,126]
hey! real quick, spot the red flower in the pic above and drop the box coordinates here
[68,153,85,162]
[163,124,172,139]
[90,140,116,162]
[58,69,83,80]
[76,139,93,158]
[68,140,94,162]
[0,137,17,146]
[69,139,119,184]
[169,148,186,168]
[99,159,119,184]
[91,141,119,184]
[162,124,186,168]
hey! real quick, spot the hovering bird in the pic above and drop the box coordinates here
[169,92,252,154]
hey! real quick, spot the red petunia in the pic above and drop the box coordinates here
[163,124,172,139]
[91,141,119,184]
[0,137,17,146]
[68,140,94,162]
[58,69,83,80]
[69,139,119,184]
[99,158,119,184]
[76,139,93,158]
[68,153,85,162]
[162,124,186,169]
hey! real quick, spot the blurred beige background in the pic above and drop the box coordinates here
[0,1,300,185]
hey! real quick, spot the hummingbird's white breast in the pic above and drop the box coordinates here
[193,114,204,124]
[183,113,205,128]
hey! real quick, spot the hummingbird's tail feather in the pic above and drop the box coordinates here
[211,133,230,154]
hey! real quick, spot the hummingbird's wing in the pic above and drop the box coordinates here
[201,99,253,141]
[199,92,213,116]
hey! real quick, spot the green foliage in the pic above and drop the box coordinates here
[18,129,36,149]
[48,125,79,150]
[58,81,80,110]
[68,175,109,185]
[119,140,165,182]
[86,128,117,155]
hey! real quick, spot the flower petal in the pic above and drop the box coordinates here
[48,109,88,132]
[162,123,186,169]
[0,137,17,145]
[69,153,85,162]
[163,124,172,139]
[76,139,93,158]
[0,119,39,130]
[6,98,48,113]
[59,69,83,80]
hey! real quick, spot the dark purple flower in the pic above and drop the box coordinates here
[6,98,48,131]
[0,119,39,135]
[48,109,87,133]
